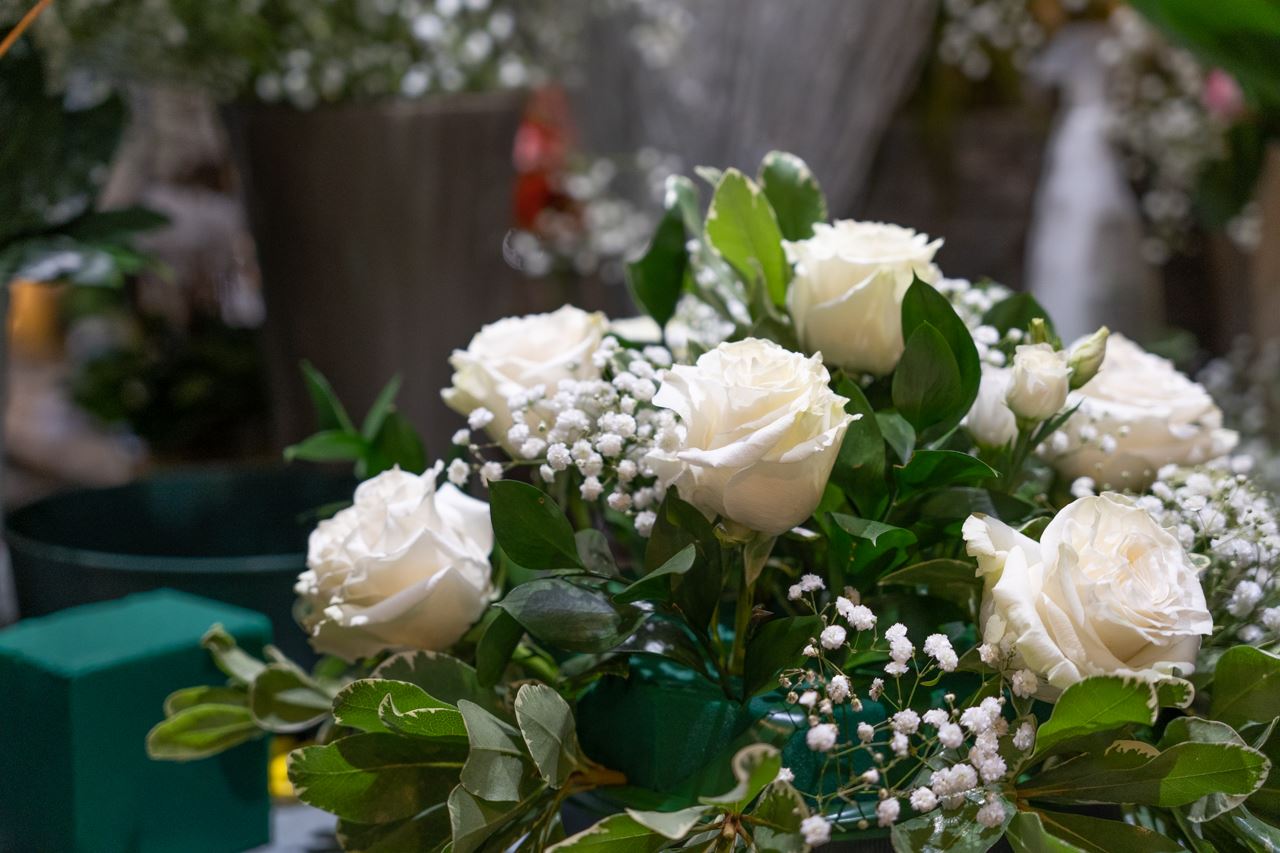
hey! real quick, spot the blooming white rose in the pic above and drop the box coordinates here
[962,493,1212,692]
[1042,334,1237,489]
[965,367,1018,448]
[1006,343,1071,422]
[647,338,854,536]
[442,305,608,447]
[295,464,494,660]
[785,220,943,376]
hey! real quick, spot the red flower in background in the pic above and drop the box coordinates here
[512,86,582,231]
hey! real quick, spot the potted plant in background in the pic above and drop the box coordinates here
[148,152,1279,851]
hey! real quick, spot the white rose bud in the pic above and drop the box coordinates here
[1042,334,1237,489]
[785,220,942,376]
[1005,343,1070,422]
[442,305,607,450]
[965,367,1018,448]
[1068,326,1109,390]
[647,338,854,536]
[962,493,1211,693]
[294,464,494,660]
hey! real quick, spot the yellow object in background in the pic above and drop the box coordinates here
[269,737,301,801]
[8,279,65,360]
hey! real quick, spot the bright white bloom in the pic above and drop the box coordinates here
[924,634,958,672]
[295,465,493,660]
[634,511,657,538]
[785,220,943,376]
[861,768,881,784]
[910,787,938,812]
[1042,334,1237,489]
[857,722,876,743]
[1006,343,1071,421]
[923,709,949,728]
[978,643,1002,666]
[869,678,885,700]
[800,815,832,846]
[1010,669,1039,698]
[479,462,504,485]
[799,574,826,592]
[446,458,470,486]
[776,767,795,784]
[892,710,921,734]
[976,800,1006,829]
[1228,581,1264,618]
[876,797,901,828]
[580,476,604,501]
[647,338,854,535]
[964,493,1212,691]
[938,723,964,749]
[806,723,839,752]
[838,596,877,630]
[820,625,847,650]
[451,428,471,446]
[966,366,1018,447]
[827,675,851,703]
[1013,721,1036,752]
[468,407,495,430]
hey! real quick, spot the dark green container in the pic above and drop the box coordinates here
[6,465,354,662]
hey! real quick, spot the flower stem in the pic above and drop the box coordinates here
[728,546,754,684]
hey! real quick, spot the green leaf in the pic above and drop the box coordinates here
[547,812,669,852]
[758,151,827,241]
[576,529,619,577]
[1007,810,1182,853]
[626,805,712,840]
[699,743,782,812]
[877,558,981,606]
[337,804,452,853]
[301,360,356,434]
[201,625,267,685]
[514,684,584,788]
[1202,804,1280,852]
[1022,739,1270,806]
[1211,646,1280,731]
[1032,675,1159,760]
[892,322,965,434]
[627,203,689,328]
[1159,715,1258,822]
[895,450,998,498]
[891,796,1013,852]
[982,292,1055,340]
[830,513,917,578]
[332,678,464,737]
[705,168,789,307]
[372,651,498,714]
[614,544,697,605]
[876,412,917,464]
[146,704,258,761]
[646,494,722,634]
[831,378,888,518]
[749,783,808,852]
[365,410,427,476]
[490,480,583,570]
[289,733,466,823]
[162,685,247,716]
[458,700,531,802]
[248,663,332,732]
[379,693,470,741]
[284,429,367,464]
[360,374,403,441]
[1249,718,1280,822]
[498,578,646,654]
[899,276,981,432]
[476,608,525,688]
[743,616,822,698]
[448,784,531,853]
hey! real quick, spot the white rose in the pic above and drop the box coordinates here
[962,493,1212,692]
[965,367,1018,448]
[647,338,854,536]
[1006,343,1071,422]
[785,220,943,376]
[442,305,608,447]
[1042,334,1238,489]
[295,464,494,660]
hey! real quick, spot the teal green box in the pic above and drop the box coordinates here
[0,590,272,853]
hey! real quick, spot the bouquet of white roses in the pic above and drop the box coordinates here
[149,151,1279,852]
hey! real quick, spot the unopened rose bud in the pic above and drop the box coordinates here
[1028,317,1052,345]
[1068,326,1109,390]
[1006,343,1071,422]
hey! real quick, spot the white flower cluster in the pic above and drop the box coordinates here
[450,334,677,536]
[776,577,1035,841]
[934,0,1054,81]
[1198,337,1280,495]
[1136,458,1280,652]
[1098,7,1252,261]
[933,277,1018,367]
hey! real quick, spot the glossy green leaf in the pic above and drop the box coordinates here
[360,374,403,441]
[489,480,583,570]
[365,410,427,476]
[899,276,981,432]
[514,684,584,788]
[895,450,998,498]
[372,651,498,714]
[982,292,1055,339]
[1032,675,1158,760]
[831,377,888,518]
[876,412,917,463]
[201,624,267,685]
[448,784,531,853]
[547,812,669,852]
[284,429,367,464]
[699,743,782,812]
[705,168,789,307]
[758,150,827,241]
[576,529,618,577]
[475,608,525,688]
[1007,810,1181,853]
[498,578,646,654]
[337,804,452,853]
[1211,645,1280,731]
[145,704,258,761]
[749,783,808,852]
[627,203,689,328]
[248,663,332,732]
[333,678,458,733]
[300,360,357,434]
[1159,715,1258,822]
[614,544,696,605]
[162,685,247,716]
[458,700,531,802]
[626,805,712,840]
[892,322,965,433]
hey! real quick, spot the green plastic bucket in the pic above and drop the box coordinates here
[6,465,354,663]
